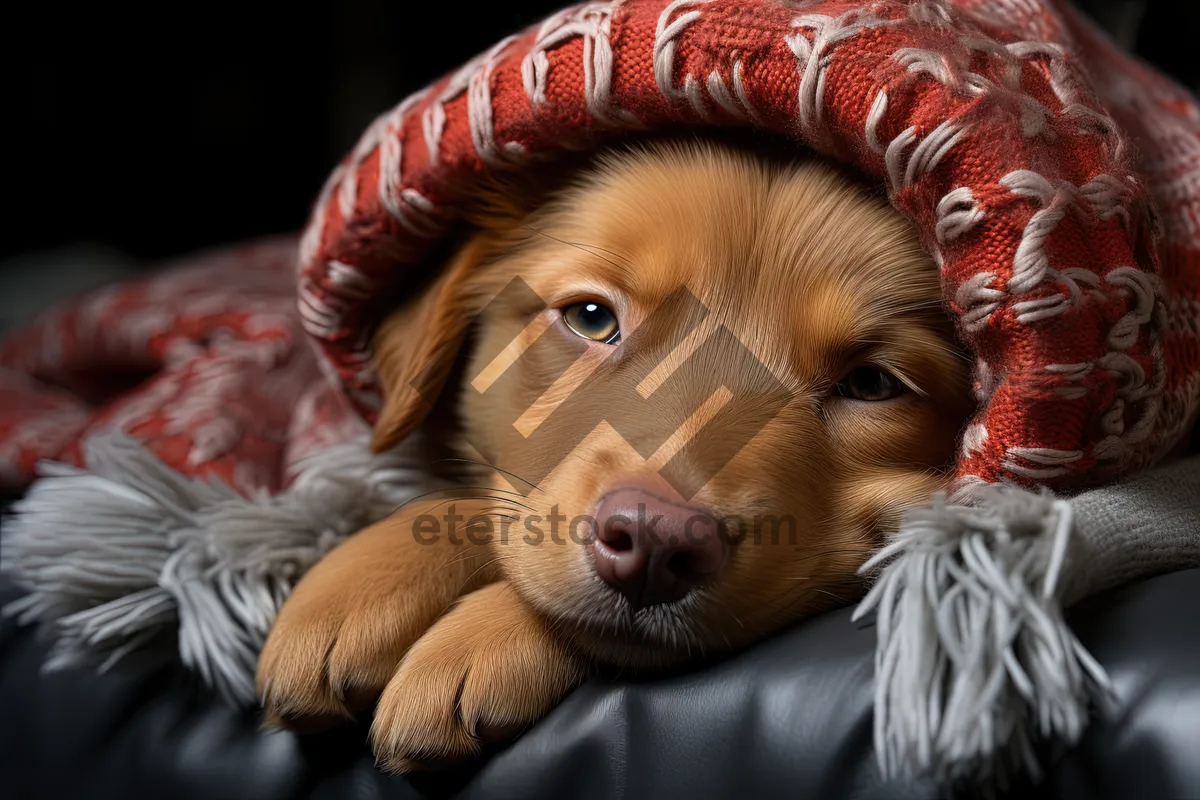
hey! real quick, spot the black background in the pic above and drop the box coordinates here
[5,0,1198,267]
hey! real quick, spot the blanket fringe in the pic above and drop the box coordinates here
[852,485,1113,789]
[1,430,429,706]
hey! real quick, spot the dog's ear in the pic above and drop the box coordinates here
[371,161,580,454]
[371,237,490,454]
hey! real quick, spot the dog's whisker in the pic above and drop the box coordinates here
[472,512,521,523]
[437,545,495,570]
[387,484,536,517]
[458,555,517,591]
[543,607,582,642]
[523,224,632,277]
[427,493,536,513]
[430,457,546,494]
[467,494,536,511]
[465,506,523,518]
[565,240,638,271]
[779,546,873,563]
[393,496,529,528]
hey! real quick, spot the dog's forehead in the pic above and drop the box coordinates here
[526,145,937,361]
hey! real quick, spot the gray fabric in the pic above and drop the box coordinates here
[855,456,1200,788]
[1066,458,1200,603]
[0,430,433,705]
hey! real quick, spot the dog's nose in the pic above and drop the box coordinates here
[591,487,728,609]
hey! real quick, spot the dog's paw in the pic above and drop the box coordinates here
[256,532,460,729]
[255,510,501,733]
[256,581,427,729]
[370,582,584,773]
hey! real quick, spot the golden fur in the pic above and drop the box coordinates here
[256,137,974,771]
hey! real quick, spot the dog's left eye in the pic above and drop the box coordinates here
[562,301,621,344]
[835,367,907,401]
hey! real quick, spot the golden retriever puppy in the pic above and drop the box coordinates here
[256,136,974,771]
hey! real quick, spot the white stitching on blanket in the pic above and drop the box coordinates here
[378,130,442,238]
[789,9,903,145]
[339,90,430,233]
[337,114,389,222]
[1010,38,1128,162]
[1045,361,1093,400]
[731,60,766,123]
[960,422,989,457]
[882,126,919,190]
[706,61,766,123]
[422,47,496,165]
[904,120,968,188]
[523,6,589,108]
[373,89,445,238]
[298,283,347,340]
[864,90,890,154]
[654,0,712,108]
[469,36,525,165]
[652,1,767,123]
[297,165,344,274]
[1105,266,1157,350]
[325,261,373,301]
[955,272,1005,333]
[892,46,1054,140]
[942,171,1145,333]
[522,3,640,128]
[936,187,986,243]
[1002,446,1082,479]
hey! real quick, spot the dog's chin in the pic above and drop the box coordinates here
[528,581,737,672]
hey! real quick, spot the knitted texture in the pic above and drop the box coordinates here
[0,1,1198,787]
[0,238,369,493]
[290,0,1200,495]
[1,0,1198,494]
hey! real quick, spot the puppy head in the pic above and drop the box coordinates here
[373,138,973,668]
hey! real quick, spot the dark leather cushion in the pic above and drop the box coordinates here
[1,566,1198,800]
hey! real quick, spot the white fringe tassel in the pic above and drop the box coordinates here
[852,485,1113,788]
[1,430,429,707]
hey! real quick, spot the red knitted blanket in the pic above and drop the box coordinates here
[2,0,1198,498]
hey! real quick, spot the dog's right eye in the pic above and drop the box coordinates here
[835,366,908,401]
[562,301,621,344]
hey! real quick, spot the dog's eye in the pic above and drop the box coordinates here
[562,301,621,344]
[835,367,907,401]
